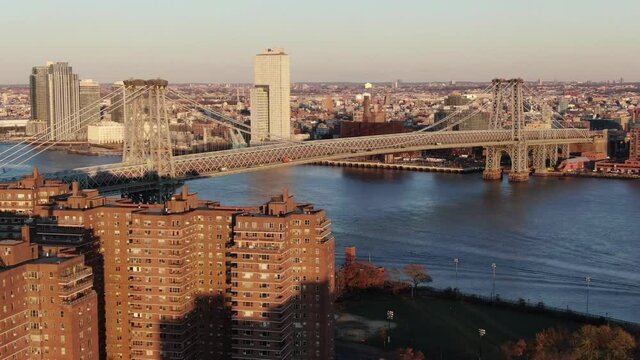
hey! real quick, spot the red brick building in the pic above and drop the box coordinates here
[0,170,336,360]
[0,227,99,360]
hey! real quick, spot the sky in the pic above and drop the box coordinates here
[1,0,639,84]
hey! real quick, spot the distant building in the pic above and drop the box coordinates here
[87,120,124,144]
[558,156,590,172]
[79,79,101,139]
[27,66,49,136]
[251,48,291,143]
[340,120,406,138]
[323,96,334,113]
[29,66,49,123]
[557,98,570,113]
[595,126,640,173]
[444,93,470,107]
[110,81,125,123]
[28,62,82,141]
[362,93,372,122]
[250,85,270,143]
[433,110,489,131]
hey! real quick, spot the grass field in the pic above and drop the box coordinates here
[336,289,592,360]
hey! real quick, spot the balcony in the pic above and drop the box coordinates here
[59,276,93,296]
[61,290,96,306]
[58,267,93,284]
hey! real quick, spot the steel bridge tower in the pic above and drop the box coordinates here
[122,79,175,178]
[483,79,569,182]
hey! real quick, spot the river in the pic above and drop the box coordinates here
[2,145,639,323]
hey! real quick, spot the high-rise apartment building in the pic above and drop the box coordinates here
[251,48,291,143]
[110,81,125,123]
[45,62,81,141]
[29,67,49,123]
[79,79,101,138]
[27,62,82,141]
[0,171,335,360]
[231,190,335,359]
[0,227,99,360]
[27,67,50,136]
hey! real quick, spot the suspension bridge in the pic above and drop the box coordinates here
[0,78,594,198]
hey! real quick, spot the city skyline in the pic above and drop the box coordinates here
[1,0,639,84]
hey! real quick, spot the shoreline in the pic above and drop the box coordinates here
[315,159,483,173]
[0,140,121,157]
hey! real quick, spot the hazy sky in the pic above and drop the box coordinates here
[1,0,638,84]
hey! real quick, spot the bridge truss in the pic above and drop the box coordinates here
[0,78,594,195]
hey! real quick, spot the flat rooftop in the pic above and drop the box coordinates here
[0,239,23,246]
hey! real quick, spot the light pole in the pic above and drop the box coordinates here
[453,258,459,291]
[585,276,591,314]
[491,263,497,300]
[386,310,394,347]
[478,328,486,359]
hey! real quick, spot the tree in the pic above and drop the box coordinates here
[530,327,574,360]
[529,325,637,360]
[501,339,527,359]
[571,325,636,360]
[396,347,426,360]
[336,261,386,295]
[402,264,432,297]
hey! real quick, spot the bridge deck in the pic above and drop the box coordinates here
[24,129,591,191]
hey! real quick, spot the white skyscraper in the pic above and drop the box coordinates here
[250,48,291,143]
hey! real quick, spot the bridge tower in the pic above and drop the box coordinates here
[121,79,175,178]
[483,79,530,182]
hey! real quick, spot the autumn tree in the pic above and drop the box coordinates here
[396,347,426,360]
[501,339,527,359]
[402,264,432,297]
[571,325,636,360]
[528,325,637,360]
[336,260,386,295]
[530,327,574,360]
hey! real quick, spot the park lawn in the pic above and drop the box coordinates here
[337,290,587,360]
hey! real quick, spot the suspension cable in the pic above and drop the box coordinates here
[167,89,300,144]
[0,86,124,160]
[1,86,150,173]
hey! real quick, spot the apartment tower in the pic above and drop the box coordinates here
[79,79,101,138]
[250,48,291,143]
[28,62,81,141]
[0,227,99,360]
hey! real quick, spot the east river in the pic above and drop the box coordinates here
[3,145,639,323]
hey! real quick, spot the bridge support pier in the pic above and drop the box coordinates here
[507,142,529,182]
[560,144,570,160]
[532,145,548,174]
[482,147,503,180]
[546,145,559,167]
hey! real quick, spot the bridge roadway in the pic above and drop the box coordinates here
[40,128,591,193]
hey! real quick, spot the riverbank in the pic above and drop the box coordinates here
[533,170,640,180]
[316,159,482,173]
[336,288,639,360]
[0,140,121,156]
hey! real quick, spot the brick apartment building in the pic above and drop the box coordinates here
[0,227,99,360]
[596,126,640,173]
[0,169,336,360]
